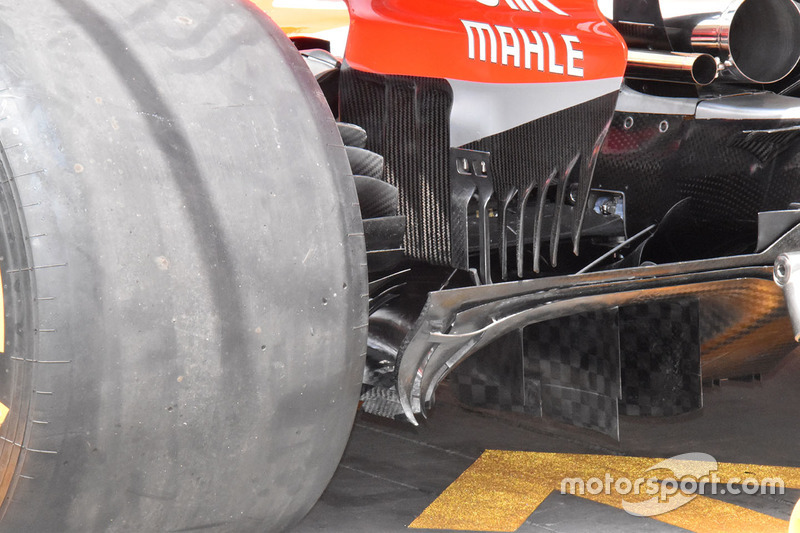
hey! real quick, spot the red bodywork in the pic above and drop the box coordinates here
[344,0,627,84]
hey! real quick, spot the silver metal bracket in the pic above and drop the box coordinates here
[774,252,800,341]
[450,148,494,284]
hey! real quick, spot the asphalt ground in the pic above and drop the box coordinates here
[293,350,800,533]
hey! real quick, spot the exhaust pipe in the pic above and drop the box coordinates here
[616,0,800,84]
[626,50,718,85]
[661,0,800,84]
[690,0,800,83]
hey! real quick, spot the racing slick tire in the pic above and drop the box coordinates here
[0,1,367,531]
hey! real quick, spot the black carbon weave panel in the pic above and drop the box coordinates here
[464,93,618,202]
[730,129,800,163]
[339,65,386,153]
[449,311,622,438]
[337,122,367,148]
[353,175,398,219]
[540,387,618,436]
[450,330,526,413]
[463,93,617,263]
[593,112,800,260]
[618,300,702,417]
[340,65,453,265]
[761,129,800,212]
[524,310,621,439]
[341,63,620,268]
[360,386,406,419]
[594,113,687,234]
[524,311,621,398]
[346,146,384,178]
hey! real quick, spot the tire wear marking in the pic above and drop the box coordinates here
[7,263,67,273]
[2,168,45,183]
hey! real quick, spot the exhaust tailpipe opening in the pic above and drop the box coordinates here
[691,0,800,84]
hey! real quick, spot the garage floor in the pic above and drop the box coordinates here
[293,350,800,533]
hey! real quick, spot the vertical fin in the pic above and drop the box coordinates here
[533,168,558,273]
[500,187,518,281]
[516,180,537,277]
[550,154,580,267]
[573,121,612,256]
